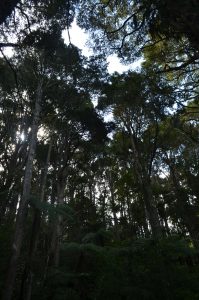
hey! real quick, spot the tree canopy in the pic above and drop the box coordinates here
[0,1,199,300]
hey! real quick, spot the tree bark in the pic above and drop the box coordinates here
[47,175,68,269]
[128,128,162,239]
[141,179,162,239]
[20,140,52,300]
[107,171,120,240]
[0,143,26,223]
[169,162,199,249]
[53,182,65,267]
[2,81,43,300]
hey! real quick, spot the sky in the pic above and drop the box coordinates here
[62,20,143,74]
[61,20,143,121]
[2,19,142,73]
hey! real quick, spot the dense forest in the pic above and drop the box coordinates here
[0,1,199,299]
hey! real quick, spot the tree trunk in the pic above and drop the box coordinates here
[107,172,120,240]
[47,178,66,270]
[142,179,162,239]
[2,81,43,300]
[53,182,65,267]
[42,181,57,282]
[142,199,150,238]
[128,129,162,239]
[0,142,27,223]
[20,140,52,300]
[169,163,199,249]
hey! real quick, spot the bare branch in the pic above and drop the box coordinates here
[0,42,18,48]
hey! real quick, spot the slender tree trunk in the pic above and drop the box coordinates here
[2,81,43,300]
[126,196,132,224]
[45,139,72,271]
[0,187,11,223]
[110,189,118,229]
[101,187,107,227]
[107,172,120,240]
[7,188,20,223]
[142,199,150,238]
[169,163,199,249]
[43,181,57,282]
[157,201,170,236]
[0,180,16,223]
[47,178,66,270]
[88,180,93,204]
[164,216,170,236]
[142,179,162,239]
[20,140,52,300]
[0,143,27,223]
[53,182,65,267]
[128,129,162,239]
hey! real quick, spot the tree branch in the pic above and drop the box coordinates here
[0,42,19,48]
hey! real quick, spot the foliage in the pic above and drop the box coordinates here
[33,238,199,300]
[0,1,199,300]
